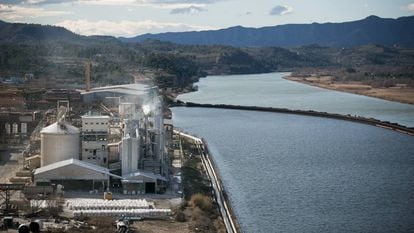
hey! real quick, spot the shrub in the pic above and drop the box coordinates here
[175,209,186,222]
[190,193,213,213]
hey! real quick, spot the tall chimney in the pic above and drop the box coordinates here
[85,61,91,92]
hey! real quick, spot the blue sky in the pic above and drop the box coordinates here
[0,0,413,37]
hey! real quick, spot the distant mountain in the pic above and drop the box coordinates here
[121,15,414,48]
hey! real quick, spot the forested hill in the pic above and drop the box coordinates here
[121,15,414,48]
[0,20,118,44]
[1,19,413,90]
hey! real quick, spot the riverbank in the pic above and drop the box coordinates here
[285,75,414,105]
[175,130,241,233]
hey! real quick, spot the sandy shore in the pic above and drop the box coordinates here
[285,76,414,105]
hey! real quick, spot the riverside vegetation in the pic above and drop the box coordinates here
[171,136,226,233]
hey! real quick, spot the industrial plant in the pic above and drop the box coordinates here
[32,83,171,194]
[0,62,185,231]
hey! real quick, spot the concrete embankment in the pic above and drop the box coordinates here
[179,102,414,136]
[174,130,240,233]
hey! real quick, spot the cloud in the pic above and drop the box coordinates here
[2,0,220,6]
[2,0,76,5]
[0,4,70,20]
[269,5,293,16]
[29,0,75,4]
[1,0,24,4]
[77,0,216,9]
[55,19,216,37]
[148,0,217,3]
[0,0,221,22]
[407,3,414,12]
[0,0,224,13]
[237,11,251,17]
[170,5,207,14]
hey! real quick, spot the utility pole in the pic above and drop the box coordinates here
[85,61,92,92]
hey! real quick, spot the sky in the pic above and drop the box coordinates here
[0,0,414,37]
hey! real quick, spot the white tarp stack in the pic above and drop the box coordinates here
[67,199,151,210]
[73,208,172,217]
[66,199,171,217]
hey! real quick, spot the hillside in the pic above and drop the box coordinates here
[0,20,121,45]
[0,20,413,91]
[0,20,325,88]
[121,16,414,48]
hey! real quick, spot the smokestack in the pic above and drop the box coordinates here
[85,61,91,92]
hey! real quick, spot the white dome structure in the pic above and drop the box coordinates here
[40,122,80,167]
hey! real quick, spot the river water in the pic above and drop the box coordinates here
[179,72,414,127]
[172,73,414,233]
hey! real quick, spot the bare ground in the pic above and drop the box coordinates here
[286,76,414,105]
[133,219,191,233]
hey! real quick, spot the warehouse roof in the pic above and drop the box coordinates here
[80,84,156,97]
[34,159,122,179]
[122,170,167,182]
[81,115,110,119]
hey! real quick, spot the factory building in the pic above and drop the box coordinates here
[36,120,117,191]
[0,111,40,144]
[118,98,169,193]
[122,171,167,194]
[34,159,122,191]
[81,115,110,166]
[33,84,169,194]
[84,84,170,193]
[44,89,81,104]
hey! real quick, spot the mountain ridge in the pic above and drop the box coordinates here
[120,15,414,48]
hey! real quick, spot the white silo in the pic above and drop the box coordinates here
[121,119,140,176]
[121,135,139,177]
[40,122,80,166]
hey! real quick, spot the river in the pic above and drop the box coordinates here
[172,72,414,233]
[178,72,414,127]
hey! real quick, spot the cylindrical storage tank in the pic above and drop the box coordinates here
[40,122,80,166]
[21,123,27,134]
[12,122,19,134]
[5,123,11,134]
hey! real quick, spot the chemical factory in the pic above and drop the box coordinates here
[29,83,171,195]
